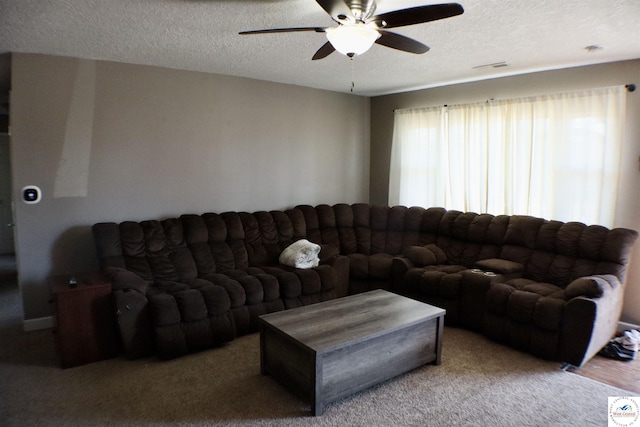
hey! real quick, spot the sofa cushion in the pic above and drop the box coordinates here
[507,290,540,324]
[486,281,566,332]
[532,297,565,331]
[500,278,566,299]
[418,271,463,299]
[523,282,566,299]
[149,293,182,326]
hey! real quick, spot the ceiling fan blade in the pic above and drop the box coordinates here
[239,27,326,35]
[312,41,336,60]
[315,0,354,20]
[373,3,463,29]
[375,31,430,54]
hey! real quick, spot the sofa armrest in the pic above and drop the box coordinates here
[320,254,350,298]
[560,275,624,367]
[391,256,415,290]
[102,267,154,358]
[311,244,349,298]
[458,270,495,330]
[564,275,617,299]
[104,267,149,294]
[112,288,155,359]
[403,244,447,267]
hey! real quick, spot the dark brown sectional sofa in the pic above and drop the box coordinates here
[92,210,349,359]
[92,203,637,367]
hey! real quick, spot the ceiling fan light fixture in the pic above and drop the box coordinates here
[326,24,380,57]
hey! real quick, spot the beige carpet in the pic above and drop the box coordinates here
[0,278,634,426]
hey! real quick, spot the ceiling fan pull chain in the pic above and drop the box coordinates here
[351,57,355,93]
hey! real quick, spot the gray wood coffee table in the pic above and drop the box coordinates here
[259,289,446,416]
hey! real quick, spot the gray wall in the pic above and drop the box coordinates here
[370,60,640,325]
[10,52,640,327]
[10,53,370,322]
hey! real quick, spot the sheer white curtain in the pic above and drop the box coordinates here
[389,86,626,226]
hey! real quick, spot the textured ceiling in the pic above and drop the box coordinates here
[1,0,639,96]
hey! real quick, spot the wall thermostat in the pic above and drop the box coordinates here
[22,185,42,204]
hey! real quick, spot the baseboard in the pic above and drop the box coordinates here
[617,321,640,332]
[23,316,53,331]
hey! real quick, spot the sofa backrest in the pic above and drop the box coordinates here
[92,218,198,284]
[94,204,637,288]
[294,204,637,286]
[296,204,444,256]
[239,210,304,266]
[94,210,306,281]
[499,215,637,286]
[435,210,510,267]
[180,212,246,275]
[180,210,306,274]
[297,204,508,267]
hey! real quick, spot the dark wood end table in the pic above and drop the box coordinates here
[49,271,117,368]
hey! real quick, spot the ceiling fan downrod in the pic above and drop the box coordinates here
[343,0,377,23]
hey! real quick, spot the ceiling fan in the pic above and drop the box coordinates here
[239,1,464,60]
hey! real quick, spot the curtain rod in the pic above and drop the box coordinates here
[394,84,637,111]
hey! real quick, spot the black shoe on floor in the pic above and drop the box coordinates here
[598,341,636,361]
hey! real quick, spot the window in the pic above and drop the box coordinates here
[389,86,626,227]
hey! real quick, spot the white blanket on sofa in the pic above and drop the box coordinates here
[279,239,321,269]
